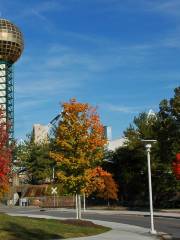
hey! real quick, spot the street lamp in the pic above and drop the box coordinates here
[142,139,157,235]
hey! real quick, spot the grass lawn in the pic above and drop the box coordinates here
[0,214,110,240]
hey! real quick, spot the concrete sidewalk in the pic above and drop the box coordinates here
[8,213,160,240]
[68,220,160,240]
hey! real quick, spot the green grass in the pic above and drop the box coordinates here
[0,214,110,240]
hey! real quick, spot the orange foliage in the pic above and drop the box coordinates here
[50,99,107,194]
[84,167,118,200]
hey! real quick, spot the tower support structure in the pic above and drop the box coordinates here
[0,18,24,142]
[0,61,14,140]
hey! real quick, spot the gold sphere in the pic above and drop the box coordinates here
[0,19,24,63]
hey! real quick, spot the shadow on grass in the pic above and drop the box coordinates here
[4,222,63,240]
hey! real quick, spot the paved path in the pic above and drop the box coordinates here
[4,207,180,239]
[68,220,160,240]
[8,213,161,240]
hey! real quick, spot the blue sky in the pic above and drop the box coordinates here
[1,0,180,140]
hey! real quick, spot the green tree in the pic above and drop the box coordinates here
[15,135,55,185]
[107,87,180,208]
[107,145,147,206]
[151,87,180,206]
[155,87,180,164]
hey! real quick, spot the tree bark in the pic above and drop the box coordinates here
[76,194,82,219]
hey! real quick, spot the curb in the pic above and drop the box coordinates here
[158,232,173,240]
[148,215,180,220]
[84,209,180,220]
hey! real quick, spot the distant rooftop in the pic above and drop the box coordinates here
[107,137,127,151]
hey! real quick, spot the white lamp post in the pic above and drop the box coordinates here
[142,139,157,235]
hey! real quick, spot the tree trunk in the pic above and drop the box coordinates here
[83,193,86,212]
[76,194,82,219]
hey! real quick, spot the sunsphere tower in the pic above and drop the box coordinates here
[0,19,24,140]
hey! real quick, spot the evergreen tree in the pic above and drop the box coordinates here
[15,136,55,185]
[107,87,180,207]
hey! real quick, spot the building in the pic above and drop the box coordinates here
[107,137,126,151]
[0,18,24,140]
[103,126,126,151]
[33,124,49,144]
[32,123,126,150]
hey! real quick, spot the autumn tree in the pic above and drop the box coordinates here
[50,99,107,218]
[0,108,11,197]
[84,167,118,206]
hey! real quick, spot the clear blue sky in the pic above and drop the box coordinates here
[1,0,180,140]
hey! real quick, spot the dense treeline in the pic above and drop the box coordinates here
[104,87,180,208]
[15,99,118,208]
[15,88,180,208]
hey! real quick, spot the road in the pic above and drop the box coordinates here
[1,207,180,239]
